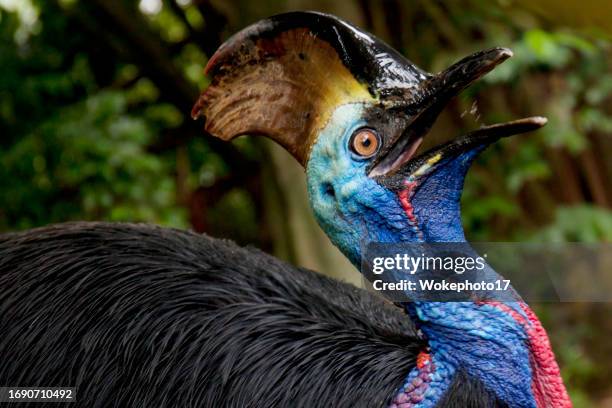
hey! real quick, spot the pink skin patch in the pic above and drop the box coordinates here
[520,304,572,408]
[398,180,424,240]
[398,181,418,224]
[416,351,431,370]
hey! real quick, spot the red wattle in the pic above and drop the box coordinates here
[520,303,572,408]
[483,301,572,408]
[398,180,419,226]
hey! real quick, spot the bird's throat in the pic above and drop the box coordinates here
[387,169,571,407]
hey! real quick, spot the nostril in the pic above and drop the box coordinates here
[322,182,336,200]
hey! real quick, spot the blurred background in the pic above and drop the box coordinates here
[0,0,610,405]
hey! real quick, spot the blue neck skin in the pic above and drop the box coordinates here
[389,152,537,408]
[306,104,539,408]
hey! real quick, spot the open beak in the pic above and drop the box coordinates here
[368,47,547,178]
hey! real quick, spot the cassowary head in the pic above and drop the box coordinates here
[192,11,546,265]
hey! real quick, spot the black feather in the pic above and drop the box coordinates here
[0,222,504,407]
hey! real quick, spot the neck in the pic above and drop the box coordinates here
[387,166,571,407]
[390,300,571,407]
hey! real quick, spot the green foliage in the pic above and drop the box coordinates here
[0,2,189,230]
[0,90,187,229]
[460,19,612,243]
[531,205,612,242]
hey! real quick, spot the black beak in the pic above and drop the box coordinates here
[368,47,545,178]
[397,117,547,179]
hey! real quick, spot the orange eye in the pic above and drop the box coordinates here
[350,128,380,158]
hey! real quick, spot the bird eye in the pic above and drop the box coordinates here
[349,128,380,159]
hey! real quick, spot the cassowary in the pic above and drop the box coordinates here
[0,11,570,408]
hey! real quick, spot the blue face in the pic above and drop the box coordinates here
[306,103,420,266]
[306,103,487,266]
